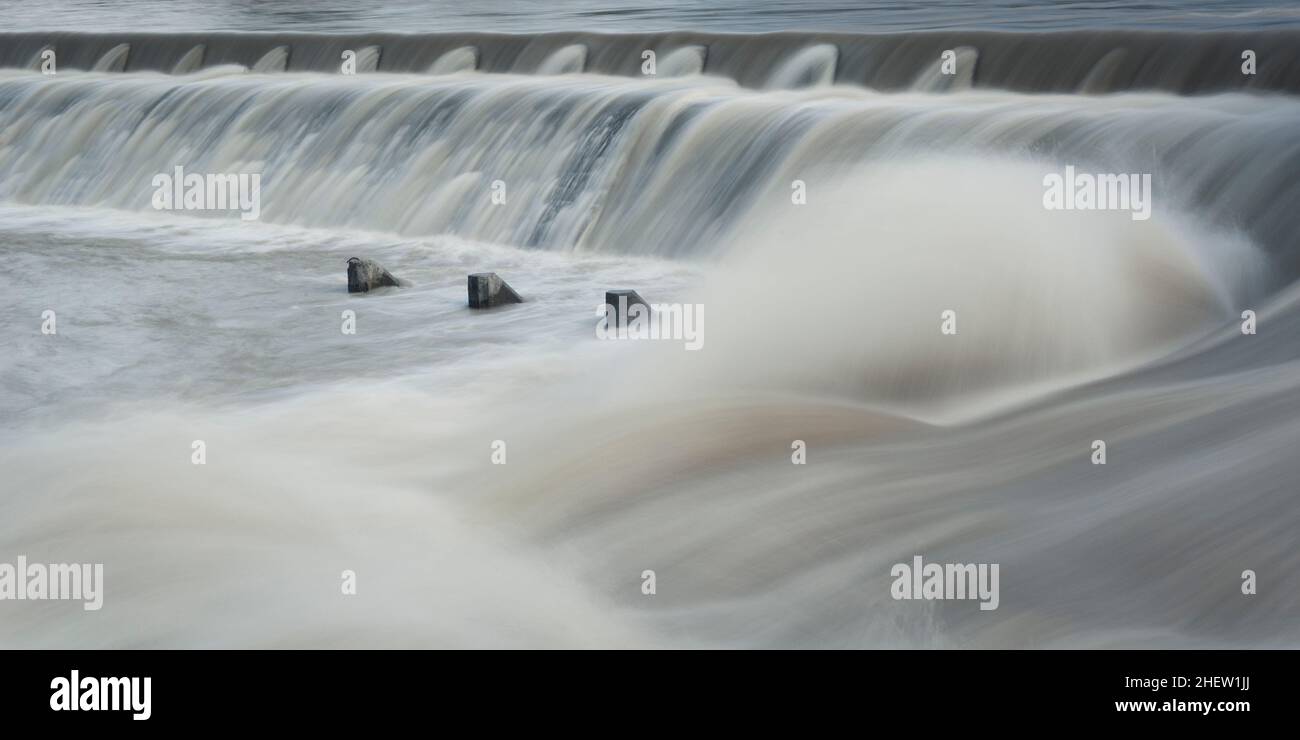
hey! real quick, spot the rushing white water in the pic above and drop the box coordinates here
[251,46,288,73]
[429,46,478,75]
[655,45,706,77]
[90,43,130,72]
[1,31,1299,647]
[766,44,838,89]
[1,69,1298,264]
[170,44,206,75]
[537,44,588,75]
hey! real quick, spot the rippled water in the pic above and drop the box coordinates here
[6,0,1300,32]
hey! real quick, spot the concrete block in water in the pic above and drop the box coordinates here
[347,257,403,293]
[468,273,524,308]
[605,289,648,327]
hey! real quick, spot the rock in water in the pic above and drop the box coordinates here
[347,257,403,293]
[468,273,524,308]
[605,289,649,328]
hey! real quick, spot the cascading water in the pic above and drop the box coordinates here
[1,67,1297,267]
[429,46,478,75]
[170,44,206,74]
[3,30,1300,93]
[251,45,288,73]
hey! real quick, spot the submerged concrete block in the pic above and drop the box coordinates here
[605,289,649,327]
[468,273,524,308]
[347,257,403,293]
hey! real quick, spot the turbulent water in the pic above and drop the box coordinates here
[2,11,1299,647]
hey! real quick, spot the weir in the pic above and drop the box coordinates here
[1,10,1299,656]
[0,67,1297,274]
[1,30,1299,94]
